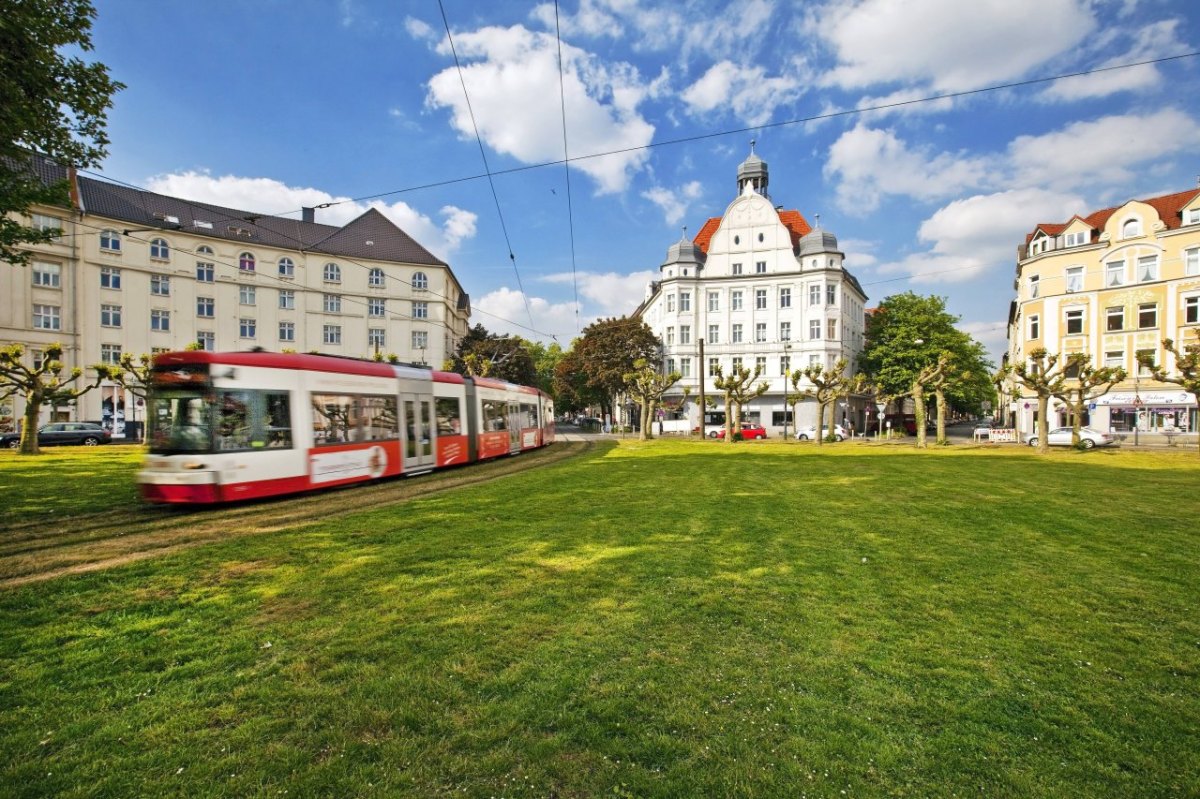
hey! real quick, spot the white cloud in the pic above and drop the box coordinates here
[825,124,992,213]
[404,16,436,42]
[813,0,1096,93]
[681,61,804,125]
[543,268,656,317]
[474,287,583,344]
[144,171,477,260]
[1040,19,1188,102]
[839,238,879,269]
[424,24,657,194]
[642,180,703,225]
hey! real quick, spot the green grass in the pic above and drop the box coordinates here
[1,440,1198,797]
[0,445,145,523]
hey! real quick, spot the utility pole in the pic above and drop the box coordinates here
[697,337,706,436]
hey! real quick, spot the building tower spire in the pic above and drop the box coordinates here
[736,140,769,198]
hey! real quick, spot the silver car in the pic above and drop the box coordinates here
[796,424,848,441]
[1026,426,1115,449]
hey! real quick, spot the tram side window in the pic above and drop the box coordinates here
[436,397,462,435]
[521,403,538,429]
[481,400,507,431]
[360,395,399,441]
[312,393,354,445]
[265,393,292,448]
[216,391,253,451]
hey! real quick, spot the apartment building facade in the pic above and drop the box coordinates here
[636,145,869,433]
[1006,187,1200,436]
[1,155,471,434]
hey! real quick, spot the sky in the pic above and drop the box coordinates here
[88,0,1200,363]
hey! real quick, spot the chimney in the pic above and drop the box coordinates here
[302,206,315,223]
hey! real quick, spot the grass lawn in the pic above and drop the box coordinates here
[1,440,1198,797]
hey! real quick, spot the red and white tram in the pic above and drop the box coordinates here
[137,350,555,504]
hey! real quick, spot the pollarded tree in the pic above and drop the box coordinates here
[712,364,768,442]
[1053,354,1126,447]
[0,342,114,454]
[623,359,682,441]
[1142,328,1200,455]
[790,359,850,445]
[1004,347,1071,454]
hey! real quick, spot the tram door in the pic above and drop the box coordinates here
[506,400,521,453]
[402,394,435,471]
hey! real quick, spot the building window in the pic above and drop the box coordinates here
[731,291,743,311]
[197,331,215,351]
[755,261,766,274]
[1064,231,1087,247]
[278,257,295,278]
[100,229,121,251]
[680,292,691,312]
[412,301,428,319]
[809,354,821,367]
[1137,256,1158,283]
[100,304,121,327]
[732,262,742,275]
[1185,296,1199,325]
[1028,314,1040,340]
[412,330,429,350]
[323,294,341,313]
[368,328,385,348]
[1065,308,1084,335]
[680,325,691,345]
[1188,208,1200,225]
[101,266,121,289]
[755,322,767,343]
[707,324,719,344]
[1106,306,1124,332]
[367,298,385,317]
[240,286,256,306]
[279,321,295,342]
[1138,303,1157,329]
[240,318,256,338]
[1028,275,1039,298]
[197,297,214,318]
[827,319,837,340]
[323,262,341,283]
[779,287,791,308]
[1186,248,1200,276]
[369,267,385,288]
[781,355,790,375]
[32,262,60,288]
[196,260,215,283]
[809,285,821,306]
[239,252,256,271]
[667,294,676,312]
[755,356,766,374]
[1136,349,1156,377]
[1065,265,1083,293]
[32,214,61,236]
[150,238,170,260]
[666,327,675,346]
[708,291,720,312]
[279,290,295,310]
[826,285,837,305]
[150,274,170,296]
[412,271,428,290]
[1122,218,1141,238]
[708,358,719,377]
[1106,261,1125,287]
[780,321,791,341]
[755,289,767,310]
[666,358,675,375]
[732,323,743,343]
[732,356,743,371]
[101,344,121,365]
[680,358,691,378]
[1104,350,1124,369]
[151,309,170,331]
[809,320,821,340]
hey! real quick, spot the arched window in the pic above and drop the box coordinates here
[412,271,428,290]
[100,229,121,252]
[150,238,170,260]
[239,252,256,271]
[368,267,385,287]
[278,257,295,278]
[323,262,341,283]
[197,245,213,255]
[1122,218,1142,238]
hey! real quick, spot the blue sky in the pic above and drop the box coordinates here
[90,0,1200,361]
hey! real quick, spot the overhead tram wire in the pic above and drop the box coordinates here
[553,0,582,337]
[436,0,535,332]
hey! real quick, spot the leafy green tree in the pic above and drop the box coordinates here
[1,0,123,266]
[712,364,768,442]
[449,324,537,385]
[1053,356,1126,447]
[0,342,114,454]
[1142,329,1200,455]
[552,347,599,415]
[572,317,661,419]
[523,339,564,396]
[1003,347,1070,454]
[623,358,682,441]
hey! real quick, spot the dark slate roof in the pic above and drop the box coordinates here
[76,177,448,267]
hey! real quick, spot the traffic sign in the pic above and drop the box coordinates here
[1133,396,1144,407]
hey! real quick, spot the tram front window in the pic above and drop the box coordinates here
[149,392,213,453]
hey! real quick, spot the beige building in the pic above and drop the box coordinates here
[1,155,471,435]
[1005,187,1200,436]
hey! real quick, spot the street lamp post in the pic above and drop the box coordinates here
[1133,371,1142,447]
[782,342,792,442]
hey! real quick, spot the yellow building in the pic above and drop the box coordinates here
[1,155,471,436]
[1006,187,1200,438]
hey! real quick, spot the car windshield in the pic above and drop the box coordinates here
[148,390,214,453]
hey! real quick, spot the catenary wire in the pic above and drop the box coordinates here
[553,0,582,336]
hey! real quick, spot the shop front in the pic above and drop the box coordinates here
[1092,390,1197,434]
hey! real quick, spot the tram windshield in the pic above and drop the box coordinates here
[148,390,213,453]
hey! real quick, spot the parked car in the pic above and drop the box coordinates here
[1026,426,1115,449]
[715,423,767,440]
[1,422,112,449]
[972,421,996,437]
[796,424,848,441]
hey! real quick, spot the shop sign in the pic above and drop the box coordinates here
[1097,391,1193,406]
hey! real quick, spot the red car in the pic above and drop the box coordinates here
[715,423,767,440]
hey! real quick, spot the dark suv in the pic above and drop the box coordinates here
[1,422,112,448]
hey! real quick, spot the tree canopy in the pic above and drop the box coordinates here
[447,324,537,386]
[570,317,661,416]
[1,0,123,266]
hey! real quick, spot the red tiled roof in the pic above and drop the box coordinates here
[1024,187,1200,243]
[692,209,812,254]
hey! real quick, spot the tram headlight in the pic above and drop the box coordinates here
[182,461,208,470]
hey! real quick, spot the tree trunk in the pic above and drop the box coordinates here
[639,403,651,441]
[19,391,41,455]
[815,400,826,445]
[1036,395,1050,454]
[1070,396,1083,446]
[935,388,947,445]
[913,383,927,448]
[723,395,734,443]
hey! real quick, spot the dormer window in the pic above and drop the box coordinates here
[1122,218,1141,238]
[1064,231,1088,247]
[1187,208,1200,225]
